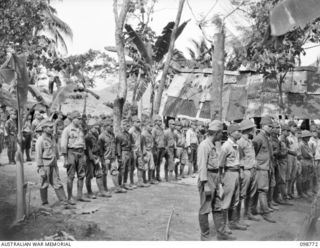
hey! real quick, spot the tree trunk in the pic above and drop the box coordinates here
[210,25,225,121]
[153,0,185,115]
[113,0,130,135]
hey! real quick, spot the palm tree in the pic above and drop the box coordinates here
[37,2,73,55]
[186,38,212,68]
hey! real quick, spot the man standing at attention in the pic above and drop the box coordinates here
[197,120,232,240]
[252,116,276,223]
[186,120,199,177]
[61,111,89,204]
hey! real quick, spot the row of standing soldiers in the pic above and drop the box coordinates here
[34,111,206,206]
[197,116,320,241]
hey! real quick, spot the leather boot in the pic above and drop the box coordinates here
[85,178,96,199]
[102,173,108,191]
[229,206,247,231]
[268,187,279,210]
[175,163,181,180]
[165,168,169,182]
[279,184,293,205]
[180,164,186,178]
[40,188,48,205]
[96,177,112,197]
[199,213,211,241]
[112,175,127,193]
[55,187,67,202]
[247,197,260,221]
[156,165,162,182]
[238,200,250,227]
[26,149,32,161]
[137,170,145,187]
[67,178,76,205]
[142,171,150,187]
[259,192,276,223]
[77,179,90,202]
[219,210,237,240]
[150,170,158,184]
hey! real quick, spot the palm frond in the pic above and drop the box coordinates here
[153,19,190,62]
[44,7,73,39]
[28,85,50,107]
[125,24,153,65]
[0,88,17,109]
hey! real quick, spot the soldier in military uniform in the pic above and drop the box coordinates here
[35,119,68,206]
[287,120,299,199]
[174,120,188,179]
[268,123,280,210]
[129,116,147,187]
[22,114,32,162]
[61,111,88,204]
[164,119,177,182]
[141,120,157,184]
[277,124,294,205]
[116,119,134,190]
[99,119,126,193]
[152,115,166,182]
[237,119,260,222]
[299,130,314,197]
[4,110,17,164]
[197,120,233,241]
[252,116,276,223]
[54,112,65,156]
[186,120,199,177]
[218,124,247,232]
[85,119,112,198]
[308,124,320,195]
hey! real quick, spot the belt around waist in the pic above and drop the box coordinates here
[207,168,219,173]
[225,167,240,172]
[69,148,84,152]
[122,149,131,152]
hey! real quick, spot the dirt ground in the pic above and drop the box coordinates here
[0,148,319,241]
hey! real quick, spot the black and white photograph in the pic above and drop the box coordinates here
[0,0,320,244]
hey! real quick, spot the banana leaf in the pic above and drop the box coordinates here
[153,19,190,62]
[0,88,17,109]
[12,54,30,108]
[28,85,50,107]
[125,24,153,65]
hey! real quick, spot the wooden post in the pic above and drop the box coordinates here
[210,24,225,121]
[15,73,26,222]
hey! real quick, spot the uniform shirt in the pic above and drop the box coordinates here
[186,128,198,147]
[116,131,133,156]
[152,126,165,148]
[99,131,116,160]
[279,135,289,159]
[174,129,186,148]
[54,119,65,137]
[22,120,32,134]
[219,138,240,169]
[64,118,72,128]
[309,137,320,160]
[237,136,256,169]
[4,119,17,136]
[60,123,86,154]
[31,119,41,132]
[252,130,272,171]
[85,131,101,157]
[299,141,313,164]
[198,138,219,181]
[35,134,58,167]
[129,126,142,154]
[141,129,154,152]
[287,132,299,155]
[164,128,176,148]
